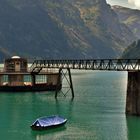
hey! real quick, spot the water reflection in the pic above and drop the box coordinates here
[31,126,67,140]
[0,71,138,140]
[30,98,73,140]
[55,98,74,119]
[127,116,140,140]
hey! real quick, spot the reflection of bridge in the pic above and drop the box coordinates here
[30,59,140,116]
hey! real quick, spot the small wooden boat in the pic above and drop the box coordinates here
[30,115,67,130]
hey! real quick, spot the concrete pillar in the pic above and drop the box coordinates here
[126,71,140,116]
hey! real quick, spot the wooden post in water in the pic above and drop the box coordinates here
[126,71,140,116]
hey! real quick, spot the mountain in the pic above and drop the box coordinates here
[112,5,140,38]
[122,40,140,58]
[0,0,74,59]
[112,6,140,58]
[42,0,136,58]
[0,0,136,59]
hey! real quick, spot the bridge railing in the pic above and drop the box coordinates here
[30,59,140,72]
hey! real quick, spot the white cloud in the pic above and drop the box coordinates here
[128,0,134,4]
[128,0,140,8]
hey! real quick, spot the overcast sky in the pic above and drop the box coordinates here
[106,0,140,9]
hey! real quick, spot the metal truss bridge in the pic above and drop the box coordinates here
[30,59,140,73]
[29,59,140,115]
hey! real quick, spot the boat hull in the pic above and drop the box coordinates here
[30,120,67,131]
[0,84,62,92]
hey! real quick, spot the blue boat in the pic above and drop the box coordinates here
[30,115,67,130]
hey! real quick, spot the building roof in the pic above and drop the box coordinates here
[11,56,21,59]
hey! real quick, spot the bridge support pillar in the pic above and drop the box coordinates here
[68,68,74,98]
[55,69,62,98]
[126,71,140,116]
[55,68,74,99]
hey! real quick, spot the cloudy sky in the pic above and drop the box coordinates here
[106,0,140,9]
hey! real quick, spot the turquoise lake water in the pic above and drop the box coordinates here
[1,70,140,140]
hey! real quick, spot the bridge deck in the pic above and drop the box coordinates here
[30,59,140,73]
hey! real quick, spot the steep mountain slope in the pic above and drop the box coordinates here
[43,0,135,58]
[112,5,140,38]
[122,40,140,58]
[0,0,76,59]
[72,0,134,45]
[0,0,136,59]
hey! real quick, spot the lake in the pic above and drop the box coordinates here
[0,70,140,140]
